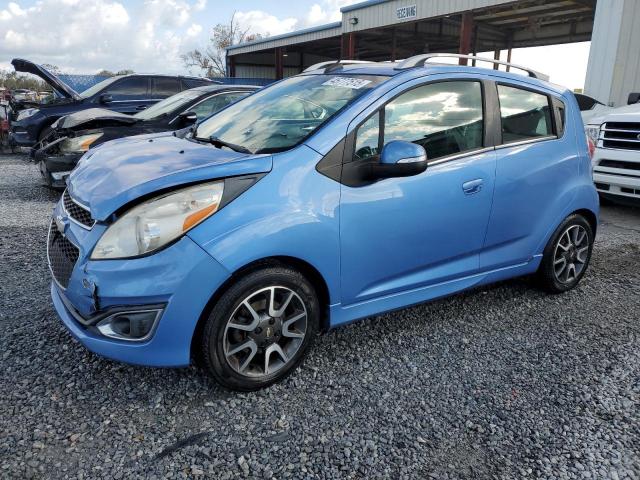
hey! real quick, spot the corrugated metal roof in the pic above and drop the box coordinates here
[340,0,389,14]
[227,22,342,55]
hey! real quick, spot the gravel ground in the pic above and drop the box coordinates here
[1,153,639,480]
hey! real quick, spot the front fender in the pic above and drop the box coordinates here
[187,145,341,304]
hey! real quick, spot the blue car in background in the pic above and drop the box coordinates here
[48,55,599,390]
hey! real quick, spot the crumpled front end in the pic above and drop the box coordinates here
[47,192,232,367]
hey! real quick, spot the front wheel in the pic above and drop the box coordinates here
[200,266,319,391]
[537,214,594,293]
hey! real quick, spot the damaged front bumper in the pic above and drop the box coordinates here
[32,137,81,189]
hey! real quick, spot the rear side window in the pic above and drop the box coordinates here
[182,78,210,89]
[152,77,181,98]
[189,92,250,120]
[497,85,554,143]
[103,77,149,100]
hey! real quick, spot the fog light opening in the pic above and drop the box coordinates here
[96,310,161,342]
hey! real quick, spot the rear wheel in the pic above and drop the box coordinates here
[200,266,319,391]
[537,214,594,293]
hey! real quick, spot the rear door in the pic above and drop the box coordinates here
[480,82,577,270]
[151,77,182,102]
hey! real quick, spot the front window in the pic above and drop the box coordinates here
[133,89,203,120]
[194,74,387,154]
[79,76,122,99]
[354,81,484,162]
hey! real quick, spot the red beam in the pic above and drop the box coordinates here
[341,33,356,60]
[275,47,284,79]
[458,13,474,65]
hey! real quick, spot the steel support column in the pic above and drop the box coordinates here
[458,13,474,65]
[341,33,356,60]
[275,47,284,80]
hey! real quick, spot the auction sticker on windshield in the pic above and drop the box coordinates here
[322,77,372,89]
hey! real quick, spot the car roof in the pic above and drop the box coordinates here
[189,84,261,93]
[111,73,214,81]
[302,62,568,96]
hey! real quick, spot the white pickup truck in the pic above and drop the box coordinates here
[585,100,640,206]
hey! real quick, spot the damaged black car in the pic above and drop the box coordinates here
[8,58,214,149]
[33,84,258,188]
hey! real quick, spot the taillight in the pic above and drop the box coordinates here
[586,134,596,159]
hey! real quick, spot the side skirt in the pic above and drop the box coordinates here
[328,255,542,328]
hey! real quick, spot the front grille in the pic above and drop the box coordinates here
[602,122,640,151]
[63,190,94,228]
[48,220,79,289]
[598,159,640,171]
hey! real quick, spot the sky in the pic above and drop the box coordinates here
[0,0,591,90]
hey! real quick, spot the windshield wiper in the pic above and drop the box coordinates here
[195,135,252,154]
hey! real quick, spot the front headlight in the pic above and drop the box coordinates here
[585,125,601,145]
[60,133,103,153]
[16,108,38,121]
[91,181,224,259]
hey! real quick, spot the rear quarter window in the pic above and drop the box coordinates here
[497,84,554,144]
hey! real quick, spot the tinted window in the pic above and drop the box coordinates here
[103,77,149,100]
[354,81,484,162]
[152,77,181,98]
[182,78,211,89]
[189,92,249,120]
[498,85,553,143]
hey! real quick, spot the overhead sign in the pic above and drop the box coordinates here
[397,5,417,20]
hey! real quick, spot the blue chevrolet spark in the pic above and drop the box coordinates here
[49,55,599,390]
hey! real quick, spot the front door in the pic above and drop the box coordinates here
[339,80,496,306]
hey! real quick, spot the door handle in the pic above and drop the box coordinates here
[462,179,483,195]
[136,105,148,111]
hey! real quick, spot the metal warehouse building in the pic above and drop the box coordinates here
[226,0,640,107]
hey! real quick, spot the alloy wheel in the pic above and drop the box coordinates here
[223,286,308,377]
[552,224,590,284]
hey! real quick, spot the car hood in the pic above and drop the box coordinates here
[68,134,272,221]
[586,102,640,126]
[12,58,80,101]
[53,108,137,130]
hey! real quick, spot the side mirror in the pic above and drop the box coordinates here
[99,94,113,104]
[627,93,640,105]
[178,111,198,126]
[366,141,428,180]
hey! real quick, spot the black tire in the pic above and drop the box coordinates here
[200,266,319,391]
[537,214,594,293]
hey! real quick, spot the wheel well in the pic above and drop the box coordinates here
[573,208,598,236]
[190,256,331,362]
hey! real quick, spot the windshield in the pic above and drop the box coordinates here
[79,76,122,99]
[134,89,203,120]
[194,74,387,154]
